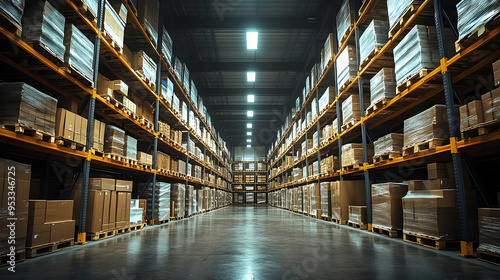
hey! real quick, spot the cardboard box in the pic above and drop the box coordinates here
[330,181,366,221]
[55,108,75,141]
[108,191,117,230]
[478,208,500,253]
[115,180,133,192]
[427,163,449,180]
[429,178,455,189]
[86,190,104,233]
[74,113,82,144]
[493,88,500,120]
[102,191,111,231]
[482,92,494,123]
[372,183,408,230]
[495,69,500,87]
[26,223,51,247]
[49,220,75,243]
[493,59,500,72]
[348,206,367,225]
[45,200,73,223]
[125,192,131,227]
[28,200,46,225]
[468,100,484,126]
[116,192,126,228]
[459,105,469,130]
[89,178,115,191]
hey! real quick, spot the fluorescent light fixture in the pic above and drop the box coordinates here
[247,123,252,128]
[247,95,255,103]
[247,139,251,143]
[247,132,252,136]
[247,111,254,117]
[246,32,258,49]
[247,145,251,148]
[247,72,256,82]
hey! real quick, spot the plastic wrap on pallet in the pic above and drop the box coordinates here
[0,82,58,135]
[196,189,203,212]
[140,182,170,221]
[331,181,366,221]
[182,63,190,92]
[104,125,125,155]
[321,155,339,173]
[0,0,24,26]
[341,143,374,167]
[456,0,500,40]
[186,185,194,216]
[124,135,137,160]
[348,206,367,225]
[319,87,335,112]
[161,78,174,103]
[297,186,303,213]
[478,208,500,254]
[190,80,198,106]
[360,20,389,64]
[83,0,98,17]
[373,133,403,157]
[372,183,408,230]
[171,183,185,218]
[332,118,339,135]
[403,105,449,147]
[387,0,416,29]
[173,57,182,81]
[138,0,159,45]
[22,0,66,61]
[320,182,329,218]
[342,94,369,125]
[286,189,292,210]
[102,0,125,49]
[336,0,354,44]
[336,45,357,90]
[162,26,173,63]
[323,33,334,71]
[63,24,94,81]
[130,207,143,225]
[370,68,396,106]
[132,51,158,84]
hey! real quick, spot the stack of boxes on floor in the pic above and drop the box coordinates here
[27,200,75,247]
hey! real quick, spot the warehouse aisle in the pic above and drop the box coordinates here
[2,206,500,279]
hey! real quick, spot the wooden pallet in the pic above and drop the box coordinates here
[461,119,500,139]
[115,227,129,235]
[403,232,459,250]
[339,24,354,46]
[348,221,368,230]
[139,116,154,130]
[332,218,348,225]
[104,153,123,162]
[101,30,123,55]
[373,152,401,164]
[342,162,363,172]
[0,7,22,37]
[0,249,25,268]
[4,123,55,143]
[59,63,94,88]
[26,40,64,64]
[141,24,158,49]
[388,1,424,38]
[55,136,85,151]
[339,77,357,92]
[396,67,433,94]
[136,70,156,90]
[402,139,444,156]
[365,97,392,116]
[72,0,97,22]
[87,229,116,241]
[359,46,383,70]
[341,119,359,132]
[169,216,185,221]
[128,223,146,231]
[26,239,74,259]
[320,216,331,221]
[476,248,500,266]
[371,226,402,238]
[139,163,153,170]
[123,158,139,166]
[455,15,500,53]
[91,149,104,157]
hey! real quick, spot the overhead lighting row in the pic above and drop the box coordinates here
[246,32,259,147]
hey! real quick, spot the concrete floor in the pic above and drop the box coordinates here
[2,206,500,279]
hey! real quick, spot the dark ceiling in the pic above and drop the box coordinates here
[162,0,337,149]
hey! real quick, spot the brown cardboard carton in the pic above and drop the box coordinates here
[116,192,126,228]
[494,69,500,87]
[468,100,484,126]
[493,59,500,71]
[427,163,449,180]
[102,191,111,231]
[81,117,88,145]
[408,180,430,191]
[125,192,131,227]
[115,180,133,192]
[45,200,73,223]
[28,200,46,225]
[482,92,494,122]
[348,206,367,225]
[429,178,455,189]
[48,220,75,243]
[108,191,117,230]
[26,223,51,247]
[372,183,408,230]
[89,178,115,191]
[86,190,104,233]
[74,114,82,144]
[92,119,101,151]
[493,88,500,120]
[478,208,500,253]
[330,181,366,221]
[459,105,469,130]
[55,108,74,141]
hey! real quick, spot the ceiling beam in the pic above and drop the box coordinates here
[201,88,292,96]
[209,105,282,111]
[188,62,303,72]
[165,18,319,30]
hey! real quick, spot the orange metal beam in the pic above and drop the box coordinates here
[64,0,98,34]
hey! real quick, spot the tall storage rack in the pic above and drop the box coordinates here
[0,0,232,243]
[267,0,500,257]
[232,161,268,204]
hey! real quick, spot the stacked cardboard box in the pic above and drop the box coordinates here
[308,183,321,216]
[320,155,340,173]
[320,182,330,218]
[27,200,75,247]
[370,68,396,106]
[140,182,170,222]
[132,51,158,84]
[336,45,357,89]
[103,0,125,49]
[359,20,389,64]
[22,0,66,61]
[137,152,153,165]
[494,60,500,86]
[456,0,500,40]
[331,181,366,222]
[342,94,370,126]
[171,184,185,218]
[460,88,500,130]
[373,133,403,158]
[63,24,94,81]
[478,208,500,254]
[92,119,106,152]
[137,0,159,44]
[123,136,137,160]
[104,125,125,155]
[0,159,31,254]
[0,82,58,135]
[336,0,355,44]
[322,33,334,72]
[388,0,418,29]
[161,27,173,63]
[55,108,88,146]
[341,143,374,168]
[348,206,367,226]
[157,151,170,170]
[97,74,131,110]
[372,183,408,230]
[404,105,449,147]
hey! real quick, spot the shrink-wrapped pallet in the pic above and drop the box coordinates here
[82,0,98,17]
[336,45,357,90]
[160,78,174,104]
[359,20,389,64]
[372,183,408,230]
[186,185,194,216]
[104,125,125,155]
[246,193,254,204]
[0,82,57,135]
[319,86,336,112]
[63,24,94,82]
[456,0,500,40]
[103,0,125,49]
[297,186,303,213]
[321,155,340,173]
[331,181,366,221]
[403,105,449,147]
[140,182,170,222]
[370,68,396,106]
[171,183,185,218]
[257,193,266,204]
[341,143,374,167]
[342,94,370,126]
[132,50,158,84]
[320,182,330,218]
[387,0,417,29]
[124,135,137,160]
[373,133,403,157]
[323,33,334,72]
[161,26,173,63]
[137,0,159,45]
[0,0,25,27]
[22,0,66,61]
[478,208,500,254]
[182,63,190,91]
[173,57,182,81]
[348,206,367,226]
[336,0,355,44]
[309,183,320,216]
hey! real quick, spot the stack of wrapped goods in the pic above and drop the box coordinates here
[341,94,370,129]
[186,185,194,217]
[477,208,500,258]
[0,0,24,29]
[104,125,125,156]
[331,181,366,223]
[403,105,448,153]
[22,0,66,62]
[319,87,335,113]
[369,68,396,111]
[336,45,357,91]
[402,163,478,245]
[160,79,174,105]
[124,136,137,162]
[132,50,158,86]
[103,1,125,50]
[55,108,88,146]
[302,185,309,214]
[373,133,403,162]
[371,183,408,236]
[157,151,170,171]
[257,193,266,204]
[63,23,94,82]
[137,0,159,45]
[456,0,500,42]
[320,182,330,219]
[129,199,144,226]
[0,160,31,257]
[137,151,153,166]
[140,181,170,222]
[246,192,254,204]
[321,155,339,174]
[359,20,389,67]
[387,0,417,31]
[171,183,185,219]
[341,143,374,169]
[348,206,368,229]
[0,83,58,135]
[182,63,190,91]
[460,88,500,134]
[322,34,334,72]
[173,57,183,82]
[293,168,303,181]
[336,0,354,45]
[197,189,203,212]
[92,119,106,153]
[285,189,292,210]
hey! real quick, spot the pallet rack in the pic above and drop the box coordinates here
[0,0,233,244]
[232,161,268,204]
[266,0,500,257]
